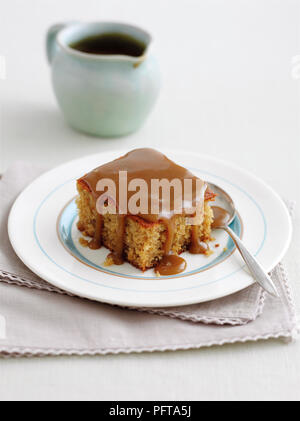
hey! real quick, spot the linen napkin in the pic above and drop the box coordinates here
[0,162,298,357]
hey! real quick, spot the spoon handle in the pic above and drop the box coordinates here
[222,226,279,298]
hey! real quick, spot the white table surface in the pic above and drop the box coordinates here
[0,0,300,401]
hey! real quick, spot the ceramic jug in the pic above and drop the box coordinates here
[46,22,160,137]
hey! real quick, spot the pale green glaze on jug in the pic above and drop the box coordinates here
[46,22,161,137]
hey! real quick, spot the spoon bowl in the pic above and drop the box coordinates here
[207,182,236,227]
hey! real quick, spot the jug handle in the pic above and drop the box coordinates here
[46,23,73,64]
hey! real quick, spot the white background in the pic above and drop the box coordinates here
[0,0,300,401]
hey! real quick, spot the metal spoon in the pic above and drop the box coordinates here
[208,182,279,298]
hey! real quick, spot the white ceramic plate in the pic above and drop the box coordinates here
[8,150,292,307]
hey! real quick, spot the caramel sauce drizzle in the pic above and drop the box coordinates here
[189,226,209,254]
[79,148,210,275]
[88,213,102,250]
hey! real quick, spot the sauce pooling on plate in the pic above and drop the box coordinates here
[155,254,187,276]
